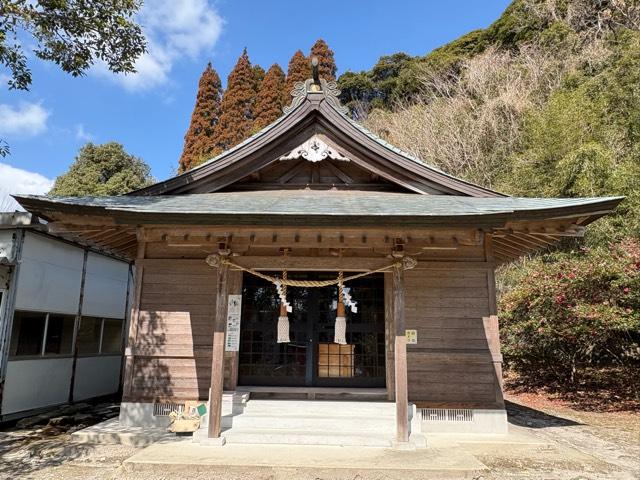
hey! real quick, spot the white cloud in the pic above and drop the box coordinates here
[96,0,224,91]
[0,102,50,137]
[0,163,54,211]
[74,124,95,142]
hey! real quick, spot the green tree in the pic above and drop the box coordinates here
[179,62,223,172]
[49,142,153,196]
[253,63,286,131]
[283,50,309,106]
[310,38,336,81]
[214,48,259,151]
[0,0,146,156]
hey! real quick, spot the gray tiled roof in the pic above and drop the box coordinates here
[15,191,623,217]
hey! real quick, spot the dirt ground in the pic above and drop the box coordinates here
[0,393,638,480]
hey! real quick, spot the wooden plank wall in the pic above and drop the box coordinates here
[129,259,218,402]
[404,262,503,409]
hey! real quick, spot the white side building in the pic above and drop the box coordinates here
[0,213,132,420]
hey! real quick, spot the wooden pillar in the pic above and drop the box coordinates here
[208,258,229,438]
[122,235,145,400]
[384,272,395,401]
[393,263,409,443]
[484,233,505,408]
[224,269,242,391]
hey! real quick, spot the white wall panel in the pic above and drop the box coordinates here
[1,358,73,414]
[73,356,122,400]
[82,252,129,319]
[15,233,84,314]
[0,230,15,262]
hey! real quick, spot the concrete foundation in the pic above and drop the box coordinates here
[421,408,508,435]
[118,402,171,428]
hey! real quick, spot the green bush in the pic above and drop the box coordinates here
[499,240,640,389]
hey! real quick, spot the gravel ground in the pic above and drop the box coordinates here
[0,395,638,480]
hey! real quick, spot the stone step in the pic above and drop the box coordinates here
[240,400,396,416]
[221,427,393,447]
[222,413,396,432]
[72,418,174,447]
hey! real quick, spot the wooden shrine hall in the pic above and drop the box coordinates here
[15,70,621,447]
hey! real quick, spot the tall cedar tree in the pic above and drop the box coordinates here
[254,64,286,131]
[179,63,223,171]
[310,39,337,82]
[283,50,309,105]
[253,64,265,90]
[214,49,259,151]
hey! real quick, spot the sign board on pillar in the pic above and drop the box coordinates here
[225,294,242,351]
[406,329,418,345]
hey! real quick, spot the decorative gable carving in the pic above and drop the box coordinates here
[283,78,349,115]
[279,135,350,162]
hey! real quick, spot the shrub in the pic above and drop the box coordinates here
[499,240,640,389]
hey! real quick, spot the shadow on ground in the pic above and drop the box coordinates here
[506,399,581,428]
[0,399,120,478]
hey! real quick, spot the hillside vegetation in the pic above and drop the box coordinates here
[338,0,640,408]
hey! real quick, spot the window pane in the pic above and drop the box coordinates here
[101,319,123,354]
[10,311,46,356]
[77,317,102,354]
[44,314,75,355]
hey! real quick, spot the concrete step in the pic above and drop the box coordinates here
[222,413,396,432]
[240,400,396,416]
[221,427,393,447]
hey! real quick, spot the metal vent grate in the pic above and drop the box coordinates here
[153,402,185,417]
[421,408,474,422]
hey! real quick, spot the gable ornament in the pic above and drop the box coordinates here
[283,57,349,115]
[279,134,350,162]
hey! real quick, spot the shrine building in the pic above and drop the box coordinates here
[14,72,621,447]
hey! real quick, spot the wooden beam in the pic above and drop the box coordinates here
[495,237,535,255]
[208,255,229,439]
[324,161,354,183]
[492,245,517,260]
[138,258,494,271]
[231,256,392,271]
[393,262,409,444]
[492,240,527,257]
[509,232,554,249]
[141,226,482,242]
[108,235,138,250]
[277,161,308,184]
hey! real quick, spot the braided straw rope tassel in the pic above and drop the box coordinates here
[277,270,290,343]
[334,271,347,345]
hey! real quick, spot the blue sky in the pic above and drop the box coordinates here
[0,0,511,202]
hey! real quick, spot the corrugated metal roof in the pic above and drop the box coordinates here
[15,191,623,217]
